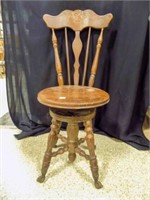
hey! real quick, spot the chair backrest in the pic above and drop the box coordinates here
[43,9,113,87]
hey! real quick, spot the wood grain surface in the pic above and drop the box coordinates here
[38,85,110,109]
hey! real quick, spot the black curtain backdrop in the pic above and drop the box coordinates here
[1,1,149,150]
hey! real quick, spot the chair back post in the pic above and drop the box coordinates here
[88,28,104,87]
[51,28,64,86]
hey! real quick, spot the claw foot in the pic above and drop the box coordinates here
[37,175,45,183]
[94,181,103,189]
[68,153,76,163]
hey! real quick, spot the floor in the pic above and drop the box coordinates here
[0,78,150,200]
[0,78,8,117]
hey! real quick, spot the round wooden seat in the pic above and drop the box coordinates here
[38,85,110,109]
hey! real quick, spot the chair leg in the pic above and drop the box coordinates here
[67,123,79,163]
[84,120,103,189]
[52,121,62,148]
[37,119,61,183]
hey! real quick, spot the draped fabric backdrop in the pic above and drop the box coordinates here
[1,1,149,150]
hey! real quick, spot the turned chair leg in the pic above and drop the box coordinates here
[52,121,62,148]
[84,120,103,189]
[37,119,61,183]
[67,123,79,163]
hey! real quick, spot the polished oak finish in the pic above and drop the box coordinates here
[38,85,110,109]
[37,9,113,189]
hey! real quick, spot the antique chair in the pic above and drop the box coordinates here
[37,9,113,189]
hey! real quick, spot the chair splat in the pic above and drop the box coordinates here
[72,30,83,85]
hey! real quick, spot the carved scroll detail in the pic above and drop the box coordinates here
[70,10,88,24]
[52,29,64,86]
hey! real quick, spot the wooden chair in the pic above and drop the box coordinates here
[37,9,113,189]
